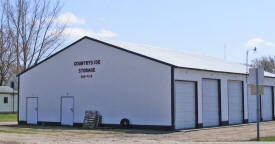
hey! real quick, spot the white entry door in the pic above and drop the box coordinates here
[261,87,273,121]
[202,79,219,127]
[228,81,243,124]
[27,97,38,124]
[61,97,74,126]
[175,81,196,129]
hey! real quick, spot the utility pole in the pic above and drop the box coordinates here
[256,68,260,141]
[248,67,263,141]
[246,47,257,140]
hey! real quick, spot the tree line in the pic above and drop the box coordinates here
[0,0,66,85]
[251,56,275,73]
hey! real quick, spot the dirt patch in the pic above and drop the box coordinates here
[0,121,275,143]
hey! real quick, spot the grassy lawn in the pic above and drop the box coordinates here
[251,136,275,141]
[259,136,275,141]
[0,129,36,134]
[0,113,17,122]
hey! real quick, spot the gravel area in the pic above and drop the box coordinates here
[0,121,275,143]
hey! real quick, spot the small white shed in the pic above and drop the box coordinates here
[0,86,18,113]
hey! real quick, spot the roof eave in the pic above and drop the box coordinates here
[17,36,174,76]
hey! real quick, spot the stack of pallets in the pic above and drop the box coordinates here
[83,110,102,129]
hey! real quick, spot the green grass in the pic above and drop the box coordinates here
[0,129,36,134]
[251,136,275,141]
[0,113,17,122]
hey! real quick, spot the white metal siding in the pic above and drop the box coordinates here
[261,86,273,121]
[175,81,196,129]
[228,81,243,124]
[19,39,171,126]
[202,79,219,127]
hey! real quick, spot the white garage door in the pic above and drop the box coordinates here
[248,86,257,122]
[202,79,219,127]
[261,86,273,121]
[175,81,196,129]
[228,81,243,125]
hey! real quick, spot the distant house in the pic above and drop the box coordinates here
[0,86,18,113]
[4,73,18,91]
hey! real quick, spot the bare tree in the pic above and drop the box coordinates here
[0,8,15,85]
[3,0,66,72]
[251,56,275,73]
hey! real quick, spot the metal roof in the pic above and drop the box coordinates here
[18,36,275,77]
[96,37,275,77]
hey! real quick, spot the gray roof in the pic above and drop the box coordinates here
[0,86,17,94]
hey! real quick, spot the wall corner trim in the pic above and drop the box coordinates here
[171,66,175,129]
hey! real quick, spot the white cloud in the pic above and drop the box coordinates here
[245,38,274,48]
[54,12,85,25]
[53,12,116,40]
[97,29,116,38]
[63,27,116,40]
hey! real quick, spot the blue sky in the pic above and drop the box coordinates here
[58,0,275,64]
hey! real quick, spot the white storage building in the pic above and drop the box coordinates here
[18,36,275,129]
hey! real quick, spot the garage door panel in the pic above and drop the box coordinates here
[248,87,257,122]
[228,81,243,125]
[180,105,195,109]
[204,108,219,112]
[230,108,242,111]
[206,121,219,127]
[248,86,273,122]
[204,98,219,102]
[175,81,196,129]
[261,87,273,121]
[177,109,195,112]
[203,79,219,127]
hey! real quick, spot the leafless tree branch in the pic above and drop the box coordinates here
[2,0,66,72]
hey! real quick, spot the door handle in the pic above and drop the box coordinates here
[70,108,74,112]
[35,107,38,112]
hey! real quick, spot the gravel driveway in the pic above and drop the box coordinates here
[0,121,275,144]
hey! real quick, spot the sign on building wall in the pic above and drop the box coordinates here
[73,59,101,79]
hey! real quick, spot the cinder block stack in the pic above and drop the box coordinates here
[83,110,102,129]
